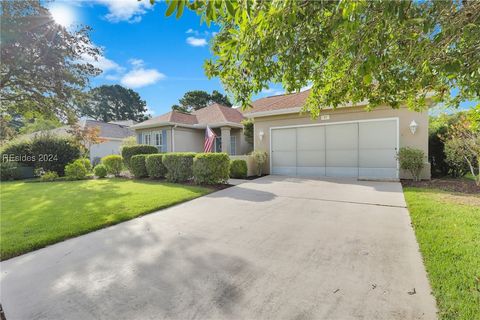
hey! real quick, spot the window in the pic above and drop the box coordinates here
[144,133,151,145]
[154,132,162,149]
[215,137,222,152]
[230,136,236,155]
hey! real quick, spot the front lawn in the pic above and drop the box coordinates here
[403,187,480,320]
[0,179,211,260]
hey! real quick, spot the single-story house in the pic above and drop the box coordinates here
[25,119,135,164]
[130,103,252,155]
[244,90,430,180]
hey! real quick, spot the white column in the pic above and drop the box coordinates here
[221,127,231,154]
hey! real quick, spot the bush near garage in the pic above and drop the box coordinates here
[40,171,59,182]
[162,152,196,182]
[94,164,107,178]
[64,159,89,180]
[398,147,425,181]
[0,134,80,176]
[251,150,268,176]
[130,154,148,178]
[193,153,230,184]
[101,155,123,176]
[229,159,247,179]
[121,145,158,169]
[145,154,166,178]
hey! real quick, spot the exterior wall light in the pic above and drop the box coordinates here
[409,120,418,135]
[259,130,265,141]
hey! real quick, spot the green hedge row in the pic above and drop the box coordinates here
[127,152,249,185]
[121,145,157,169]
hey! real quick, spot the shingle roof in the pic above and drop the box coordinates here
[132,103,244,129]
[83,120,134,139]
[247,90,311,114]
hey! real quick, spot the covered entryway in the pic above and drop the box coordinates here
[271,118,398,179]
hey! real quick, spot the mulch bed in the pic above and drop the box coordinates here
[401,178,480,194]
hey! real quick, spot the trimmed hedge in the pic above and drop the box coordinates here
[146,154,166,178]
[94,164,107,178]
[0,135,80,175]
[121,145,158,168]
[102,155,123,176]
[193,153,230,184]
[162,152,196,182]
[229,159,247,179]
[130,154,148,178]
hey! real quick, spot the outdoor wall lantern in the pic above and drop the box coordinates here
[409,120,418,135]
[259,130,265,141]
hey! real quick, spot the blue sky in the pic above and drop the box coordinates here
[49,1,475,117]
[49,0,282,117]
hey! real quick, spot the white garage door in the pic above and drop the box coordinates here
[271,119,398,179]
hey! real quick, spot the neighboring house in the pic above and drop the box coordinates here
[131,103,252,155]
[25,119,135,164]
[244,90,430,180]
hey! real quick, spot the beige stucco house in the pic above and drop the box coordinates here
[244,90,430,180]
[131,103,252,155]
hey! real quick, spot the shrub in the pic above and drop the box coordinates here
[102,155,123,176]
[0,161,22,181]
[121,145,158,168]
[0,134,80,175]
[251,150,268,176]
[444,138,471,178]
[193,153,230,184]
[64,159,88,180]
[146,154,166,178]
[398,147,425,181]
[162,152,196,182]
[229,159,247,179]
[77,158,92,172]
[130,154,148,178]
[40,171,59,182]
[94,164,107,178]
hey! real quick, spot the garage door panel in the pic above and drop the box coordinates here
[297,151,325,167]
[359,120,397,149]
[297,127,325,150]
[359,149,397,168]
[358,168,398,179]
[326,167,358,177]
[272,151,296,167]
[297,167,326,176]
[272,128,296,151]
[326,124,358,149]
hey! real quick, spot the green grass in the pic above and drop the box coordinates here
[0,179,211,260]
[403,187,480,320]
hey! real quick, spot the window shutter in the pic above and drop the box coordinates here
[137,133,142,144]
[161,129,167,152]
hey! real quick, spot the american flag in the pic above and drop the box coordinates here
[204,125,216,152]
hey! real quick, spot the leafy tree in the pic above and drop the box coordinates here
[443,107,480,185]
[80,85,149,122]
[162,0,480,116]
[241,119,254,145]
[172,104,190,113]
[0,0,101,121]
[211,90,232,107]
[67,123,106,158]
[172,90,232,113]
[19,118,62,134]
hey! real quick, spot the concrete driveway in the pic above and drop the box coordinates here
[0,176,436,320]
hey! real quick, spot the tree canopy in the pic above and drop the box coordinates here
[162,0,480,116]
[80,85,150,122]
[172,90,232,113]
[0,0,101,121]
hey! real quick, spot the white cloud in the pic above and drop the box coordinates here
[128,58,144,67]
[93,0,152,23]
[186,28,195,34]
[186,37,208,47]
[121,68,165,88]
[262,88,284,96]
